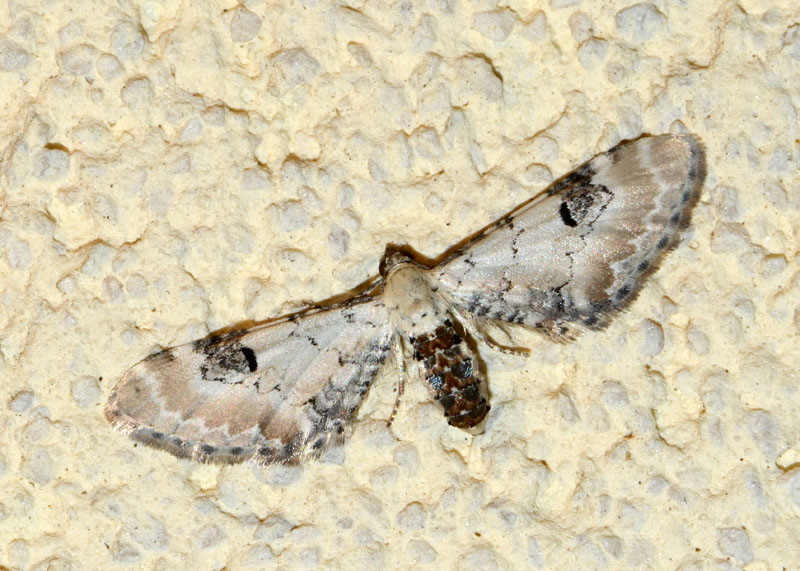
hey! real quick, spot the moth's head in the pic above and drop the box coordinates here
[379,244,419,278]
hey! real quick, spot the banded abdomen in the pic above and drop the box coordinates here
[409,317,489,430]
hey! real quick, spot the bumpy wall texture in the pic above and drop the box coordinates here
[1,0,799,568]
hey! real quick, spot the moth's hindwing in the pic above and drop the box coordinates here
[106,299,394,465]
[434,134,706,340]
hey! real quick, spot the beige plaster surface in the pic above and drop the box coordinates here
[1,0,799,568]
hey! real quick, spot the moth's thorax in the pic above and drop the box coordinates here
[384,263,446,331]
[384,262,490,431]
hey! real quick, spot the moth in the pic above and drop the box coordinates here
[106,133,706,465]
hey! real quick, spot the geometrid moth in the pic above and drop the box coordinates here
[107,134,706,465]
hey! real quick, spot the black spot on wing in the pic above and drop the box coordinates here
[241,347,258,372]
[559,202,578,227]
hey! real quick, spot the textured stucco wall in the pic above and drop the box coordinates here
[1,0,799,568]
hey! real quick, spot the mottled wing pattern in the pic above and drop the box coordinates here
[108,133,706,464]
[106,298,394,465]
[433,134,706,339]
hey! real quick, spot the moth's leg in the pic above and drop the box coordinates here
[476,328,530,357]
[536,318,582,344]
[453,308,530,357]
[386,334,406,427]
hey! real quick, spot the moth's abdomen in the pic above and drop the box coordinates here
[411,318,489,430]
